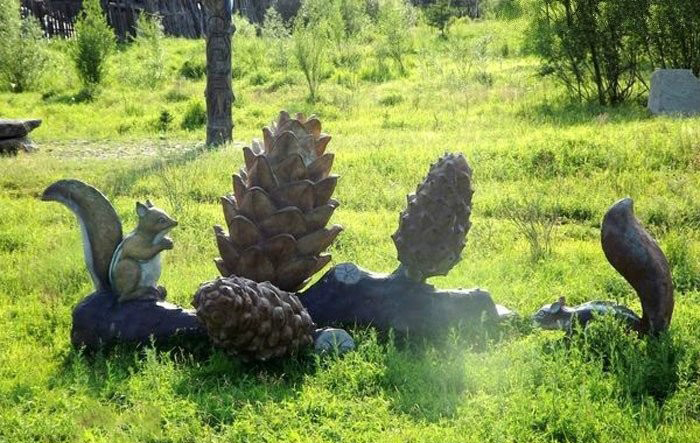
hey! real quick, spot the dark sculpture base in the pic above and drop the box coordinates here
[300,263,505,337]
[71,291,207,351]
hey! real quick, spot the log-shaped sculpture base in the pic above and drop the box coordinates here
[71,291,207,350]
[300,263,503,336]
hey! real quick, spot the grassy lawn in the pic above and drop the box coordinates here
[2,16,700,442]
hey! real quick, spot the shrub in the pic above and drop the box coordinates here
[664,230,700,293]
[181,101,207,130]
[71,0,115,88]
[293,2,333,102]
[483,0,523,19]
[376,0,415,75]
[338,0,371,37]
[179,59,206,80]
[263,7,291,69]
[646,0,700,76]
[424,0,459,37]
[0,0,49,92]
[501,196,559,261]
[527,0,646,105]
[133,12,166,86]
[155,109,174,133]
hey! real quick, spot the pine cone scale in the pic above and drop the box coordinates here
[392,153,474,281]
[214,112,342,291]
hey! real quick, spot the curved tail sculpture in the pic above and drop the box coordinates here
[601,198,674,335]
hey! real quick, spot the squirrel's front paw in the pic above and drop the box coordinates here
[161,237,174,250]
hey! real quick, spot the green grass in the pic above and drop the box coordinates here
[2,16,700,442]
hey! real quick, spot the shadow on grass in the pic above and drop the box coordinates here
[50,343,316,429]
[102,142,214,197]
[518,99,650,128]
[42,88,96,105]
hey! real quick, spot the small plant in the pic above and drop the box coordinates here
[424,0,459,37]
[156,109,174,133]
[293,17,328,102]
[133,12,166,86]
[0,0,49,92]
[376,0,415,75]
[501,197,559,262]
[379,93,404,106]
[164,83,189,102]
[71,0,115,89]
[664,229,700,293]
[262,7,291,69]
[179,59,206,80]
[180,101,206,130]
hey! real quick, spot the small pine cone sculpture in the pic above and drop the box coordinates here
[214,111,342,291]
[193,276,316,361]
[391,153,474,282]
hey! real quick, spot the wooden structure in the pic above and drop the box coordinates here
[202,0,233,145]
[21,0,206,39]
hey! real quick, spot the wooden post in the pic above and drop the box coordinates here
[202,0,234,146]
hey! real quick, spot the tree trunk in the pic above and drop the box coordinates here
[203,0,234,146]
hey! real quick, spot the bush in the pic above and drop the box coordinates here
[155,109,174,132]
[501,196,559,262]
[179,59,206,80]
[133,12,166,86]
[527,0,700,105]
[483,0,523,19]
[646,0,700,76]
[181,101,207,130]
[424,0,459,37]
[71,0,115,88]
[263,7,291,69]
[664,230,700,293]
[527,0,646,106]
[293,2,332,102]
[0,0,49,92]
[376,0,415,75]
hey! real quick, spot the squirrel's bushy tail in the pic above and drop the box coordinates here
[43,180,123,292]
[601,198,674,335]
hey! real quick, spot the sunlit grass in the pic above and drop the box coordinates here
[1,17,700,442]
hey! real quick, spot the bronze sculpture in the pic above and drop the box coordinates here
[42,180,204,349]
[533,198,675,336]
[213,111,342,291]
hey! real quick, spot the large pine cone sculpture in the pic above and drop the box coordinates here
[214,111,343,291]
[193,276,316,360]
[392,153,474,282]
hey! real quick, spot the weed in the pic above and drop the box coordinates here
[181,101,206,130]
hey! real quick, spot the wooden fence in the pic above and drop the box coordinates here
[21,0,206,40]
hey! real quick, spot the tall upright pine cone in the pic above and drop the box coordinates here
[391,153,473,282]
[193,276,316,361]
[214,111,343,291]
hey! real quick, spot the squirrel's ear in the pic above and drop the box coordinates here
[559,296,567,306]
[136,201,148,218]
[145,199,154,208]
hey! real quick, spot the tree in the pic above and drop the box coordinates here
[0,0,48,92]
[425,0,458,37]
[71,0,115,89]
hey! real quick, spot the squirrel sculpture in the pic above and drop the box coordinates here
[42,179,177,302]
[533,296,642,333]
[534,198,674,336]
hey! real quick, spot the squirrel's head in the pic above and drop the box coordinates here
[533,296,572,330]
[136,200,178,235]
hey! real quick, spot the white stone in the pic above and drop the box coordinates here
[648,69,700,116]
